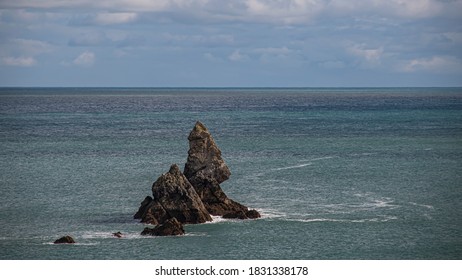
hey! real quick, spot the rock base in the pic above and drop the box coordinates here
[141,218,185,236]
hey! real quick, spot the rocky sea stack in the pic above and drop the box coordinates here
[134,121,260,235]
[184,121,259,219]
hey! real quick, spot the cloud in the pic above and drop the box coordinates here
[9,39,54,56]
[1,0,461,86]
[2,56,37,67]
[399,56,462,73]
[228,49,248,62]
[348,44,384,67]
[203,52,224,62]
[68,12,138,26]
[163,33,235,46]
[73,51,95,66]
[243,0,323,24]
[2,0,460,24]
[318,60,346,69]
[0,0,197,13]
[254,46,291,55]
[253,46,293,62]
[68,31,107,46]
[0,38,53,66]
[94,12,138,25]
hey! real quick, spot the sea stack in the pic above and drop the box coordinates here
[184,121,260,219]
[134,121,260,230]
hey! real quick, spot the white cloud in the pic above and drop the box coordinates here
[94,12,137,25]
[203,52,223,62]
[0,38,53,67]
[330,0,462,20]
[254,46,291,55]
[399,56,462,73]
[228,49,248,62]
[73,51,95,66]
[1,0,460,24]
[348,44,384,67]
[244,0,323,24]
[10,38,54,56]
[0,0,194,12]
[2,56,37,67]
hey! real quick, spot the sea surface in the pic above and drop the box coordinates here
[0,87,461,259]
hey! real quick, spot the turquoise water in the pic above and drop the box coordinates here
[0,88,461,259]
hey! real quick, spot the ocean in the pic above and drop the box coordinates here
[0,87,461,259]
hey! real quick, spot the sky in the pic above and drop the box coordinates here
[0,0,461,87]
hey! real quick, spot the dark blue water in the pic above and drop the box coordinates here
[1,88,461,259]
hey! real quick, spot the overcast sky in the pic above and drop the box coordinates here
[1,0,461,87]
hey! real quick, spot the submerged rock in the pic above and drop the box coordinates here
[141,217,185,236]
[222,209,262,220]
[54,235,75,244]
[136,164,212,225]
[245,209,262,219]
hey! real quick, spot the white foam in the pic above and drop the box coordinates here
[257,208,287,219]
[206,216,241,224]
[81,231,112,239]
[300,156,336,162]
[409,202,434,209]
[184,232,208,237]
[206,209,286,223]
[273,163,312,171]
[350,152,378,156]
[80,231,145,240]
[289,215,398,223]
[44,242,99,246]
[207,216,226,223]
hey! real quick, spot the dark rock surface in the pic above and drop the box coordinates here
[141,217,185,236]
[53,235,75,244]
[190,179,249,216]
[134,196,152,219]
[134,121,260,233]
[222,209,262,220]
[136,164,212,225]
[183,121,260,218]
[184,121,231,185]
[245,209,262,219]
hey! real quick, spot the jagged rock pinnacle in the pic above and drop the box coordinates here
[184,121,231,185]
